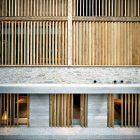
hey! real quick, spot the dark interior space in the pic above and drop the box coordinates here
[73,94,80,119]
[114,99,121,125]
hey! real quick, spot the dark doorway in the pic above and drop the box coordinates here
[73,94,80,120]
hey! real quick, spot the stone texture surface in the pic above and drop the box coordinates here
[30,94,49,127]
[0,67,139,84]
[0,127,140,140]
[88,95,107,127]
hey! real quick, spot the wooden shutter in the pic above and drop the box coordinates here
[80,94,88,127]
[49,94,73,127]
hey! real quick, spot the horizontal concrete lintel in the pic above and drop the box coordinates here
[0,84,140,94]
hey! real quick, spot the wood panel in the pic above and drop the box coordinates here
[72,21,140,65]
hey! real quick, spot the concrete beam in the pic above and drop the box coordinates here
[0,84,139,94]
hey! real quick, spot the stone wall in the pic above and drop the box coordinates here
[30,94,49,127]
[0,67,139,84]
[88,95,107,127]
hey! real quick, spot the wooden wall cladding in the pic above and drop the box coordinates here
[73,0,140,17]
[0,21,68,65]
[108,94,140,128]
[0,94,29,127]
[72,21,140,65]
[0,0,68,17]
[49,94,87,127]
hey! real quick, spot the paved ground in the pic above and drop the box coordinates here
[0,127,140,140]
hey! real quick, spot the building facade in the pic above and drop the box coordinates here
[0,0,140,139]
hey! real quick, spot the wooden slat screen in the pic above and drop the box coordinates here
[0,0,68,17]
[121,94,140,127]
[108,94,140,128]
[72,21,140,65]
[73,0,140,17]
[49,94,73,127]
[0,21,68,65]
[0,94,29,127]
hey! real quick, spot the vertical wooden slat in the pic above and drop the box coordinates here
[65,22,68,65]
[49,21,51,64]
[124,94,127,127]
[71,94,73,127]
[33,22,36,64]
[111,94,114,127]
[138,94,140,127]
[128,94,130,127]
[51,21,54,65]
[18,22,20,65]
[67,94,70,126]
[5,22,7,65]
[62,21,65,64]
[53,94,56,127]
[56,94,59,127]
[39,22,42,64]
[85,94,88,127]
[20,22,23,65]
[61,94,64,126]
[30,21,33,65]
[10,94,12,127]
[11,22,14,65]
[63,94,66,127]
[135,94,137,126]
[27,95,30,127]
[132,94,134,127]
[73,22,75,65]
[0,94,2,127]
[8,22,11,65]
[42,22,45,65]
[46,22,48,64]
[121,94,123,127]
[24,22,27,65]
[68,0,72,65]
[3,94,5,126]
[17,94,19,127]
[13,94,15,127]
[49,94,53,127]
[1,21,4,65]
[54,22,58,64]
[36,22,39,64]
[7,94,9,127]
